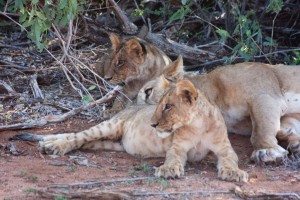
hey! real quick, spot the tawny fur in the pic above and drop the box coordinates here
[96,34,171,112]
[150,80,248,182]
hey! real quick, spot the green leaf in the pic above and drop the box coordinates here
[32,0,39,5]
[28,8,35,22]
[19,12,28,23]
[36,41,44,52]
[58,0,68,10]
[34,21,41,41]
[246,30,251,37]
[181,0,187,5]
[88,85,96,91]
[216,29,230,42]
[22,20,33,28]
[70,0,78,12]
[59,15,69,26]
[82,95,93,103]
[15,0,21,9]
[36,11,47,20]
[239,50,252,61]
[54,10,63,24]
[267,0,283,13]
[170,7,186,21]
[44,20,52,30]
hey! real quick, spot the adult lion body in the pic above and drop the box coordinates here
[139,59,300,164]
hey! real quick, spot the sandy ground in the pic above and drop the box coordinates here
[0,119,300,200]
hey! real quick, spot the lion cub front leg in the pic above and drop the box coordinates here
[214,145,248,182]
[155,130,189,178]
[155,145,186,178]
[207,130,248,182]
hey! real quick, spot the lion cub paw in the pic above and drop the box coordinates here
[38,139,73,155]
[250,146,288,164]
[218,167,248,182]
[155,162,184,178]
[278,127,300,154]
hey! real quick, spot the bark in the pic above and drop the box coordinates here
[138,26,216,63]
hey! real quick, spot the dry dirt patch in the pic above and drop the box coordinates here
[0,120,300,199]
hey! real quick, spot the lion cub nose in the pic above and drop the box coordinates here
[151,123,159,128]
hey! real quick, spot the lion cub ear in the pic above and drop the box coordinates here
[125,38,146,64]
[163,55,184,83]
[158,75,170,89]
[176,80,198,105]
[109,33,122,52]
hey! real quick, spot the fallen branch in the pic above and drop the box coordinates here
[37,188,131,199]
[0,60,35,71]
[107,0,138,35]
[30,74,44,99]
[0,80,16,94]
[133,190,232,197]
[184,47,300,70]
[50,176,156,190]
[35,178,300,199]
[0,86,122,131]
[234,186,300,199]
[138,26,216,64]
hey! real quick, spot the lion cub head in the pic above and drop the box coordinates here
[103,34,147,85]
[150,80,198,138]
[137,55,184,105]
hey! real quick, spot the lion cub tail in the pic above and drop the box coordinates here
[10,133,44,142]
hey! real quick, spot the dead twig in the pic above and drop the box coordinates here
[138,26,216,64]
[0,85,122,131]
[30,74,44,99]
[0,60,34,70]
[133,190,232,197]
[0,80,16,94]
[107,0,138,34]
[234,186,300,199]
[50,176,156,189]
[37,188,131,199]
[185,47,300,70]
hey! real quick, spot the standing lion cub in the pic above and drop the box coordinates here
[13,61,247,182]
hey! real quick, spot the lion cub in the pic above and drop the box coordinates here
[150,80,248,182]
[96,33,171,114]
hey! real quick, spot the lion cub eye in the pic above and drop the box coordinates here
[145,88,153,98]
[116,60,125,68]
[164,103,173,111]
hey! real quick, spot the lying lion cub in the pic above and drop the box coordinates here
[138,56,300,164]
[96,34,171,112]
[13,79,247,182]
